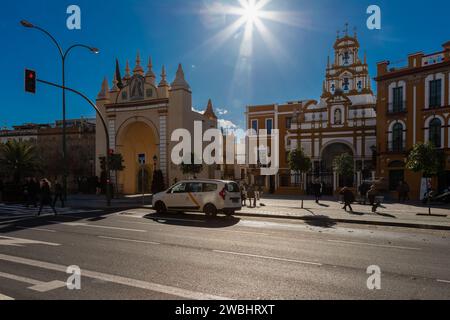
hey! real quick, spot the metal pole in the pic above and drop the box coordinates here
[37,78,111,206]
[142,165,145,205]
[62,57,67,206]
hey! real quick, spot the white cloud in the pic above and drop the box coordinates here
[192,108,205,114]
[218,119,238,130]
[216,108,228,115]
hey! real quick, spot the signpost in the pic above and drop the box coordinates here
[139,154,146,205]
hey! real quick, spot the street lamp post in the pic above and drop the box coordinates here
[20,20,99,206]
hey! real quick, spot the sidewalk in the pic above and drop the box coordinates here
[64,194,450,231]
[237,196,450,231]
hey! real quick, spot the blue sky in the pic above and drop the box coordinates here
[1,0,449,130]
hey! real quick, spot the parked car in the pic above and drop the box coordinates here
[152,180,242,216]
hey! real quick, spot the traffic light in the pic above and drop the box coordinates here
[25,69,36,93]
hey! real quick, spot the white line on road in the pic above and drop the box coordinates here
[0,253,231,300]
[0,236,60,247]
[48,221,147,233]
[98,236,160,245]
[0,293,14,300]
[437,279,450,284]
[0,271,66,292]
[15,226,57,233]
[327,239,422,251]
[213,250,322,266]
[149,216,207,223]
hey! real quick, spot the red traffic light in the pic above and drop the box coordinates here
[25,69,36,93]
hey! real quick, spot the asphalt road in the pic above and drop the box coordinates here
[0,206,449,300]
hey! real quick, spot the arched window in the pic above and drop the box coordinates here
[429,118,442,148]
[392,123,404,152]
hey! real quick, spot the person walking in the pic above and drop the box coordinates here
[247,184,257,208]
[396,181,405,203]
[312,180,322,204]
[403,181,410,202]
[340,187,354,212]
[367,184,379,212]
[241,184,248,207]
[53,180,65,208]
[359,182,369,205]
[37,179,57,216]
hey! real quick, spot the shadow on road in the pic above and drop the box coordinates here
[376,212,397,219]
[301,215,336,228]
[144,212,240,229]
[0,208,135,234]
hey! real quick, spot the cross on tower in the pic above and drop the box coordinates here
[344,23,349,36]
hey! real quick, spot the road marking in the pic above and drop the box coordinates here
[327,239,421,251]
[49,222,147,233]
[213,250,322,266]
[15,226,57,233]
[98,236,160,245]
[0,253,231,300]
[437,279,450,284]
[0,236,60,247]
[0,271,66,292]
[0,293,14,300]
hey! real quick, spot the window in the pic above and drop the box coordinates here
[429,118,442,148]
[226,183,240,193]
[170,183,187,194]
[203,183,218,192]
[187,182,203,193]
[285,117,292,130]
[392,123,404,152]
[266,119,273,135]
[251,120,258,133]
[429,79,442,108]
[392,87,404,112]
[343,78,350,92]
[146,88,153,97]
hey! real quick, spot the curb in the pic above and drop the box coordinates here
[234,212,450,231]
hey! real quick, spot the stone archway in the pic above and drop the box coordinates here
[321,142,354,172]
[116,121,158,194]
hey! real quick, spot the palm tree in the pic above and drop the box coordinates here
[0,140,40,183]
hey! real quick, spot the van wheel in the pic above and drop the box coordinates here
[204,204,217,217]
[155,201,167,214]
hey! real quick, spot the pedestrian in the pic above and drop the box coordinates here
[241,184,247,207]
[29,178,39,208]
[312,180,322,204]
[358,182,369,205]
[53,180,65,208]
[340,187,354,212]
[367,185,378,212]
[37,179,57,216]
[247,184,256,208]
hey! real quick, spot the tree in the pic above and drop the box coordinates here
[406,142,443,177]
[0,140,40,183]
[406,142,444,215]
[180,153,203,179]
[333,153,354,187]
[288,148,312,208]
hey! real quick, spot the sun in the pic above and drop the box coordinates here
[240,0,261,24]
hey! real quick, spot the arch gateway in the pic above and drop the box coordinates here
[95,54,218,194]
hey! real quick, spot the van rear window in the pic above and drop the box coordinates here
[226,183,240,193]
[203,183,218,192]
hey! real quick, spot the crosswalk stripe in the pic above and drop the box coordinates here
[0,293,15,300]
[0,204,100,218]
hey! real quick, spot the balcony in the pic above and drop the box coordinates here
[387,140,406,153]
[387,102,407,114]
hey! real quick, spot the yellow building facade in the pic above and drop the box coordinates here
[95,54,218,194]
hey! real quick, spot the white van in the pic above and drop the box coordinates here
[152,180,242,216]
